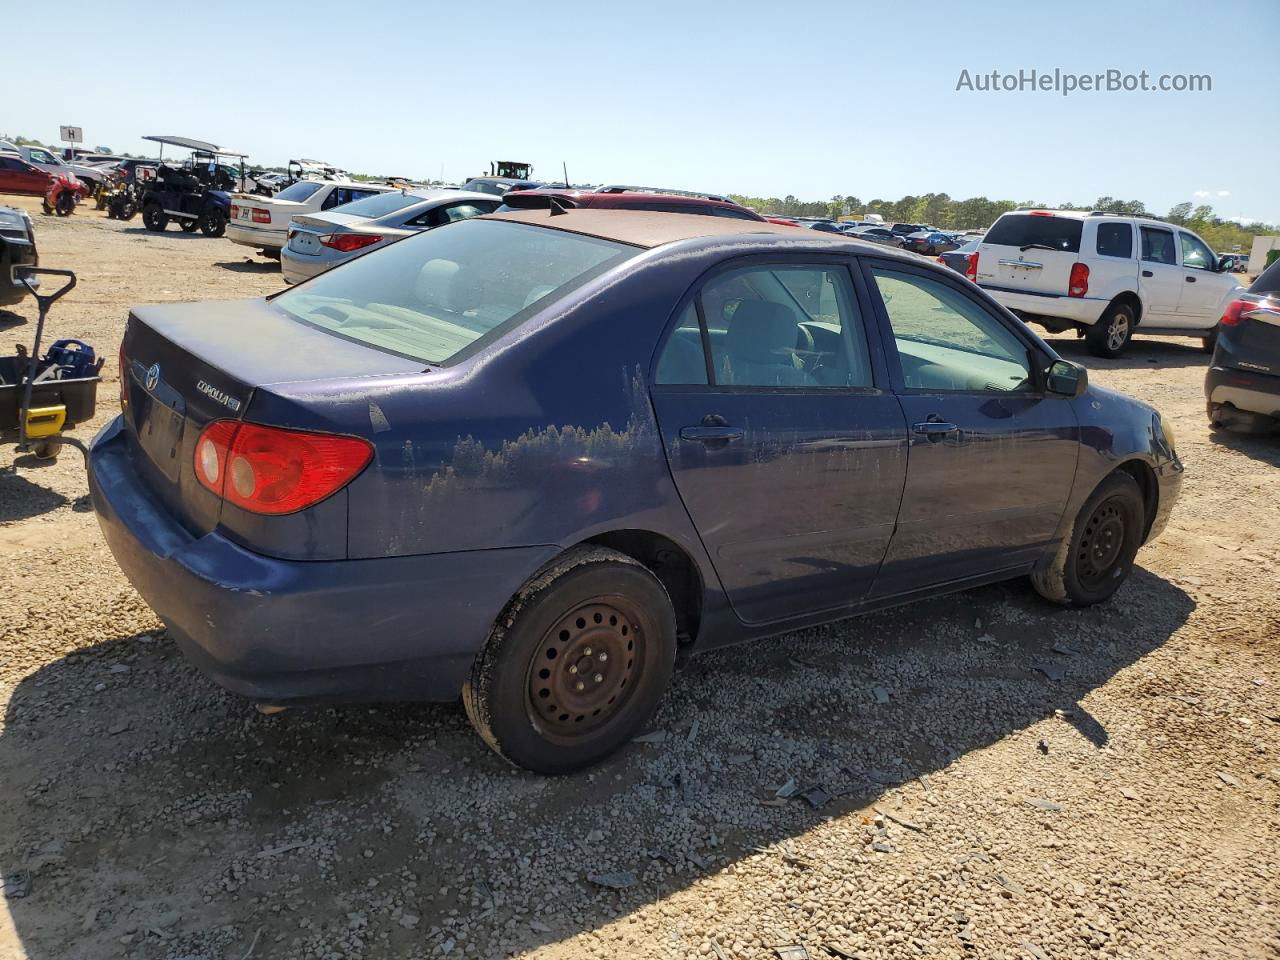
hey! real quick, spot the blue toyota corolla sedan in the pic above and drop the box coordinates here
[90,209,1183,773]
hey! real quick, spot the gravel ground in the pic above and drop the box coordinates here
[1,200,1277,960]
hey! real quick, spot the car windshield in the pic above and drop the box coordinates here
[275,180,324,203]
[1249,259,1280,296]
[330,191,423,219]
[273,219,636,364]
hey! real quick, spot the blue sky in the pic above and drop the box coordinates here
[5,0,1277,224]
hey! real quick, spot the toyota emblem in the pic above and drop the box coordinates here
[145,363,160,392]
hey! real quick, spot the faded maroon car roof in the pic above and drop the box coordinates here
[482,208,857,250]
[504,188,765,220]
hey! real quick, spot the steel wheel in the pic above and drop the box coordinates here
[527,600,642,740]
[1076,499,1126,590]
[1106,314,1129,352]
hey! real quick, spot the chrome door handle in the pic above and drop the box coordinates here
[912,420,960,441]
[679,425,744,446]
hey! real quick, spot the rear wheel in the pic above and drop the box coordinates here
[31,440,62,461]
[178,217,199,233]
[200,207,226,237]
[1031,472,1144,606]
[55,192,76,216]
[463,547,677,775]
[142,203,168,231]
[1201,326,1218,354]
[1086,302,1135,358]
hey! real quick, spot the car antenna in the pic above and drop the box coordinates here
[549,196,570,217]
[563,161,569,189]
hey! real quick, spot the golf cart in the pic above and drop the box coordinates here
[137,135,251,237]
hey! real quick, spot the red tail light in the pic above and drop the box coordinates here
[965,252,979,282]
[1219,298,1251,327]
[251,208,271,223]
[230,204,240,218]
[319,233,383,252]
[936,255,945,264]
[1068,262,1089,298]
[194,421,373,515]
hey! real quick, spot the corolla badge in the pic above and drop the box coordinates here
[144,363,160,392]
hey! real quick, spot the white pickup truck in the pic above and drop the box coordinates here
[976,210,1243,357]
[225,179,397,256]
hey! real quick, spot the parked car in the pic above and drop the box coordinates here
[1205,257,1280,434]
[0,205,37,307]
[976,210,1243,357]
[461,176,541,196]
[499,186,766,220]
[847,226,903,248]
[2,143,106,197]
[888,222,929,240]
[281,189,500,284]
[938,238,981,278]
[92,209,1182,773]
[903,231,962,256]
[794,218,844,233]
[0,155,58,197]
[227,179,399,256]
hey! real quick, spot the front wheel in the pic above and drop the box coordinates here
[41,200,53,215]
[178,217,199,233]
[462,547,677,775]
[55,191,76,216]
[199,207,226,237]
[1031,472,1144,607]
[142,203,168,231]
[32,440,62,461]
[1086,303,1135,358]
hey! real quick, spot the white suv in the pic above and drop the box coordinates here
[975,210,1243,357]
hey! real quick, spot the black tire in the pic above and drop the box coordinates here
[1201,327,1218,354]
[178,217,199,233]
[1031,472,1145,607]
[41,200,53,216]
[32,440,62,461]
[55,191,76,216]
[119,198,138,221]
[1086,302,1135,358]
[95,193,108,211]
[200,207,226,237]
[142,203,168,231]
[462,547,677,775]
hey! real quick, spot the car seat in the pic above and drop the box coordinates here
[720,301,815,386]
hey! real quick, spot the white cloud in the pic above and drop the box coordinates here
[1225,215,1261,226]
[1193,190,1211,198]
[1217,190,1231,197]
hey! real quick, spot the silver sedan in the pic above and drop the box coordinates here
[280,189,500,284]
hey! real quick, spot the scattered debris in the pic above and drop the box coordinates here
[1037,740,1050,755]
[775,778,800,800]
[1033,662,1066,682]
[686,716,701,743]
[632,730,668,745]
[1026,798,1064,812]
[1023,942,1050,960]
[726,753,753,765]
[801,785,832,809]
[1,871,31,900]
[1119,787,1140,801]
[1050,642,1079,656]
[873,807,924,831]
[872,687,891,704]
[871,841,896,854]
[1168,694,1200,706]
[1217,771,1240,787]
[775,946,810,960]
[995,873,1026,897]
[587,871,638,890]
[255,841,311,858]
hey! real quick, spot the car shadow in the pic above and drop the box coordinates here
[1209,426,1280,464]
[0,310,29,330]
[117,228,214,241]
[1,568,1193,959]
[213,259,280,274]
[0,470,69,520]
[1044,333,1210,371]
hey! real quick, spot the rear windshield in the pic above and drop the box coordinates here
[985,214,1082,253]
[329,191,422,219]
[275,180,323,203]
[273,219,636,364]
[1250,258,1280,296]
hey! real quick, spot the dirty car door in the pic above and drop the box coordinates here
[649,260,908,625]
[862,261,1079,594]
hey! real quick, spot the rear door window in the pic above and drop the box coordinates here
[1095,222,1133,258]
[1140,227,1177,265]
[984,214,1082,253]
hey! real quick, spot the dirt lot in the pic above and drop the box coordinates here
[1,198,1277,960]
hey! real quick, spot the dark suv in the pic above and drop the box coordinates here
[499,186,765,220]
[0,205,37,308]
[1206,258,1280,434]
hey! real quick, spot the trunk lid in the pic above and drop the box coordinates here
[121,297,424,537]
[976,213,1083,296]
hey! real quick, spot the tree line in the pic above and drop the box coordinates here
[728,191,1274,253]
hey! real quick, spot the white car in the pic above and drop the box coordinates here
[976,210,1243,356]
[225,180,398,255]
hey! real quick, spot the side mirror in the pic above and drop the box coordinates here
[1046,359,1088,397]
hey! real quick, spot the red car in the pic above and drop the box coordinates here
[499,185,767,221]
[0,154,55,196]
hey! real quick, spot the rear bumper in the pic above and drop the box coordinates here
[88,416,558,704]
[226,222,286,251]
[981,287,1108,326]
[279,248,334,285]
[1205,363,1280,420]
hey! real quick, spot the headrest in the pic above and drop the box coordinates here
[726,300,798,364]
